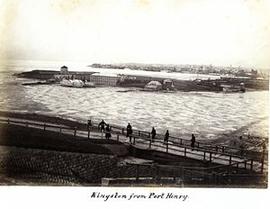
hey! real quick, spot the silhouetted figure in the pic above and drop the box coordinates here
[105,124,111,140]
[87,119,92,129]
[98,120,106,132]
[191,134,196,151]
[164,130,169,144]
[126,123,133,142]
[151,127,156,141]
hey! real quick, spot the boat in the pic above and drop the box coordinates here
[60,79,95,88]
[221,83,245,93]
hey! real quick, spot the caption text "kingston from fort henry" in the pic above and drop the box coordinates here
[90,192,189,202]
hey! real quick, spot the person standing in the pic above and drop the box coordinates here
[191,134,196,151]
[164,130,169,144]
[87,119,92,129]
[164,130,169,152]
[98,119,106,132]
[151,127,156,141]
[126,123,133,142]
[105,124,111,140]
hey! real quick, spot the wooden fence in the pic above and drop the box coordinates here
[0,117,266,174]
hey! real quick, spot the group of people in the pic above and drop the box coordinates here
[94,119,197,150]
[97,119,112,140]
[91,119,257,157]
[162,130,196,150]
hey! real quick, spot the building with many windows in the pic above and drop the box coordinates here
[89,73,119,86]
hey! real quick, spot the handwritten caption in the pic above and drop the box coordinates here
[90,192,189,202]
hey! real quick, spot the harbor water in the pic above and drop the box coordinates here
[0,60,268,142]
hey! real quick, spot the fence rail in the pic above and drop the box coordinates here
[89,120,265,160]
[0,117,266,174]
[115,162,266,185]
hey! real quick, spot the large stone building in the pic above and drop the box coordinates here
[89,73,119,86]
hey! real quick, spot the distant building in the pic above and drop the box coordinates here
[163,79,174,90]
[89,73,119,86]
[60,66,68,74]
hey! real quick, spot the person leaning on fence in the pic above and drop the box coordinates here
[191,134,196,151]
[126,123,133,142]
[105,124,111,140]
[151,127,156,142]
[164,130,169,144]
[98,119,106,132]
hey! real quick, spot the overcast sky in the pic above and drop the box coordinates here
[0,0,270,68]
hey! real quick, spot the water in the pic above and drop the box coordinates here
[0,60,268,141]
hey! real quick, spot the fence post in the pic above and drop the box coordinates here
[133,137,136,145]
[250,159,253,171]
[74,127,77,137]
[261,147,265,173]
[260,160,264,173]
[117,134,119,141]
[136,165,139,182]
[222,146,225,153]
[149,139,152,149]
[212,172,216,184]
[44,123,46,131]
[25,121,28,127]
[203,151,206,161]
[122,128,125,135]
[229,156,232,165]
[184,147,186,157]
[209,152,212,162]
[138,131,140,136]
[166,142,168,153]
[197,142,200,148]
[180,139,183,145]
[227,164,232,174]
[156,166,160,182]
[181,168,185,184]
[88,129,90,139]
[7,119,10,124]
[148,132,151,138]
[244,161,247,169]
[59,127,62,133]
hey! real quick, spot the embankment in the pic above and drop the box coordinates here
[0,123,128,156]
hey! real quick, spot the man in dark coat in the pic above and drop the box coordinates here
[191,134,196,151]
[164,130,169,143]
[126,123,133,142]
[98,120,106,132]
[105,124,111,140]
[87,119,92,129]
[151,127,156,141]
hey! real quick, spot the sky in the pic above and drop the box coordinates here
[0,0,270,68]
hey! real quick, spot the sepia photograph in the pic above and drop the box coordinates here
[0,0,269,206]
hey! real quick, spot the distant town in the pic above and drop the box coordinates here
[90,63,269,79]
[15,62,269,92]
